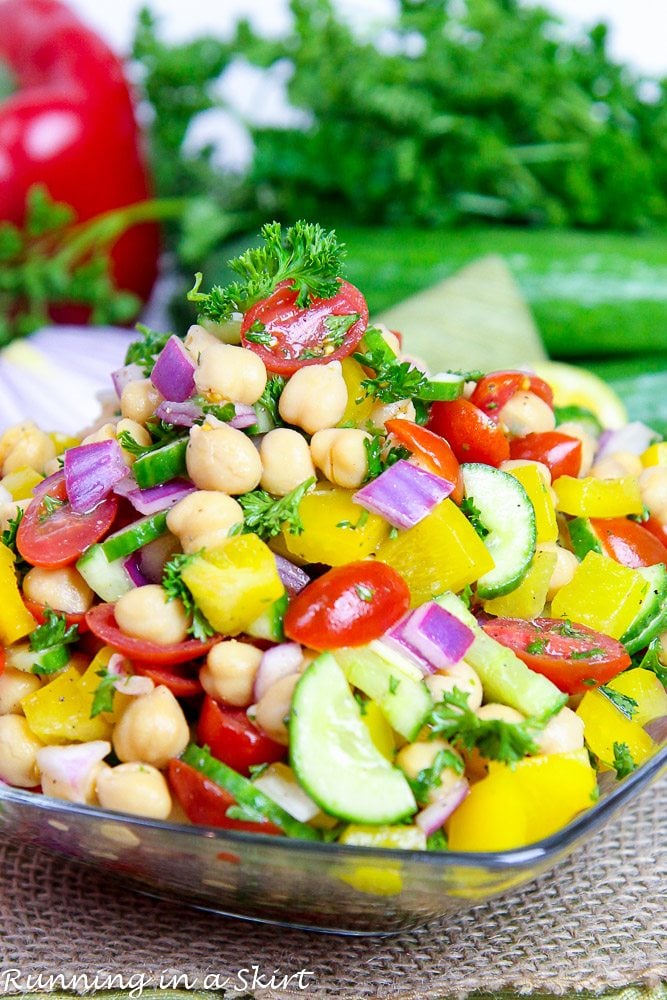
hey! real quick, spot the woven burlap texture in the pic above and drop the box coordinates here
[1,777,665,1000]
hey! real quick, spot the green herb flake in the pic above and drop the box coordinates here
[388,674,400,695]
[238,476,315,540]
[90,668,119,718]
[162,552,216,641]
[526,638,547,655]
[355,583,375,603]
[39,494,66,522]
[570,647,605,661]
[600,685,639,719]
[460,496,490,539]
[612,741,637,779]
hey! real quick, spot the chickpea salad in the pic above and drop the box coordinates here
[0,221,665,852]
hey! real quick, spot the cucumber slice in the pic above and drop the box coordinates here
[436,592,567,718]
[99,511,169,562]
[461,463,536,599]
[290,653,416,824]
[621,564,667,654]
[416,372,465,402]
[133,439,187,489]
[76,545,133,602]
[246,593,288,642]
[334,642,432,741]
[568,518,603,560]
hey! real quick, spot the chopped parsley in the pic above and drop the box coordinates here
[162,552,215,642]
[570,647,605,661]
[244,321,273,346]
[426,829,448,851]
[356,351,429,404]
[362,435,410,482]
[28,609,79,676]
[353,691,368,716]
[238,476,315,540]
[1,509,28,576]
[355,583,375,603]
[600,685,638,719]
[526,638,547,655]
[124,323,172,376]
[253,376,286,428]
[612,741,637,779]
[39,494,66,522]
[460,496,490,539]
[408,747,464,806]
[336,510,370,531]
[90,668,119,718]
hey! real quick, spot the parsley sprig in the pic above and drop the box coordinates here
[237,477,315,541]
[91,669,120,718]
[187,221,346,322]
[162,552,216,642]
[124,323,172,376]
[460,496,490,539]
[363,435,410,482]
[356,350,429,404]
[29,609,79,675]
[612,741,637,779]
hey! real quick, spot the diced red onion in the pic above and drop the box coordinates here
[112,474,137,498]
[111,363,143,399]
[150,336,195,402]
[274,554,311,595]
[595,421,660,462]
[107,653,154,696]
[125,478,195,516]
[155,399,203,427]
[400,602,475,671]
[416,779,469,836]
[254,643,303,702]
[229,403,259,429]
[64,439,127,514]
[123,553,151,588]
[381,626,435,675]
[36,741,111,803]
[107,653,132,677]
[353,460,454,529]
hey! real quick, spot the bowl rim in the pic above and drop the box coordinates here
[1,741,664,869]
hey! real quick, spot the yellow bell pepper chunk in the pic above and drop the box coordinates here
[551,551,647,639]
[361,699,395,761]
[576,687,656,768]
[605,668,667,728]
[483,548,556,619]
[0,544,36,644]
[181,533,284,635]
[339,824,426,849]
[506,464,558,544]
[22,660,113,744]
[0,467,43,501]
[641,442,667,468]
[376,499,494,607]
[554,476,643,518]
[447,769,529,851]
[339,358,374,426]
[280,483,389,566]
[50,432,79,453]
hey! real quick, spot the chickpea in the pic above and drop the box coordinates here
[254,674,299,745]
[499,390,556,437]
[37,744,110,805]
[116,418,152,465]
[640,467,667,521]
[396,739,464,803]
[114,585,190,646]
[1,421,56,476]
[183,323,220,360]
[425,662,483,711]
[112,686,189,768]
[535,707,585,755]
[186,424,262,495]
[167,491,243,553]
[96,762,172,820]
[590,450,643,482]
[500,458,552,487]
[79,422,116,447]
[0,714,43,786]
[557,421,597,476]
[278,362,348,434]
[200,640,263,708]
[22,565,94,614]
[539,542,579,602]
[477,703,525,724]
[0,499,29,533]
[120,378,162,425]
[310,428,371,489]
[260,429,317,496]
[0,667,41,715]
[195,342,267,406]
[368,398,416,430]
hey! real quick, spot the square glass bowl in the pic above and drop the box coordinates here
[0,719,664,935]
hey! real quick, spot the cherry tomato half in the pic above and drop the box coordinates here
[133,662,204,698]
[590,517,667,569]
[509,431,582,480]
[22,599,90,633]
[284,561,410,650]
[17,476,118,569]
[427,398,510,467]
[167,759,282,834]
[471,371,554,422]
[197,696,286,775]
[385,419,464,504]
[240,279,368,375]
[482,616,631,695]
[85,603,218,665]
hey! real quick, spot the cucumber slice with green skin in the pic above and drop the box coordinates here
[621,564,667,654]
[436,592,567,718]
[290,653,417,824]
[416,372,465,402]
[76,545,133,602]
[181,744,320,841]
[334,642,432,741]
[98,510,169,562]
[133,439,187,489]
[246,593,288,642]
[568,518,603,561]
[30,645,72,676]
[461,463,536,599]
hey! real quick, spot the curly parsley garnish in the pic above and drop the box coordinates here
[162,552,215,642]
[29,609,79,675]
[363,435,410,482]
[237,476,315,541]
[124,323,172,376]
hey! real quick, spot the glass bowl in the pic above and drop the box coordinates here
[0,718,664,935]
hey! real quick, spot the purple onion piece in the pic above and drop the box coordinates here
[113,474,137,498]
[401,602,475,671]
[353,460,454,529]
[382,623,435,675]
[416,779,469,835]
[125,478,195,516]
[64,439,127,514]
[253,643,303,702]
[230,403,259,429]
[123,553,152,588]
[150,336,195,402]
[111,363,143,399]
[274,554,311,596]
[595,421,660,462]
[155,399,203,427]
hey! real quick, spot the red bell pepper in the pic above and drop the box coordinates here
[0,0,159,314]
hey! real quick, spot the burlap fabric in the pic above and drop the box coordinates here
[0,776,664,999]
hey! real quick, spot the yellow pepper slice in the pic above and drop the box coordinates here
[553,475,643,518]
[0,544,36,644]
[551,551,647,639]
[360,699,395,761]
[0,467,43,500]
[606,667,667,727]
[376,498,494,607]
[576,687,656,768]
[506,463,558,544]
[483,548,556,619]
[339,358,374,426]
[280,482,389,566]
[447,768,529,851]
[22,660,113,744]
[641,442,667,468]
